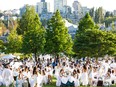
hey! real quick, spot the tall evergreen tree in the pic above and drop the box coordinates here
[98,7,104,23]
[78,13,95,31]
[18,6,46,61]
[45,10,73,58]
[94,9,99,23]
[94,7,104,23]
[105,11,111,18]
[89,7,95,19]
[17,5,41,35]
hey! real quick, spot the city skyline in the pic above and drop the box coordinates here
[0,0,116,12]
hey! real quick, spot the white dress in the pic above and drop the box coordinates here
[37,74,43,87]
[56,75,61,86]
[17,79,23,87]
[2,68,13,86]
[29,75,37,87]
[42,75,48,84]
[81,72,88,86]
[74,78,80,87]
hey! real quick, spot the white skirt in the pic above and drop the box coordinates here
[81,73,88,85]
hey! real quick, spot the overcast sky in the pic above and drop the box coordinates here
[0,0,116,12]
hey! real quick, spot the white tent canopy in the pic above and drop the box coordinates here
[2,54,16,59]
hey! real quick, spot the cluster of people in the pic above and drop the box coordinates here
[55,58,116,87]
[0,56,116,87]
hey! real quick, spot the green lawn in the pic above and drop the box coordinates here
[0,77,115,87]
[43,77,116,87]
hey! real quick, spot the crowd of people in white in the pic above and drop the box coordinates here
[0,56,116,87]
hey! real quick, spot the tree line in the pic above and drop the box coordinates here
[89,7,116,28]
[0,6,116,60]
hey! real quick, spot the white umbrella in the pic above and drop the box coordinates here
[2,54,16,59]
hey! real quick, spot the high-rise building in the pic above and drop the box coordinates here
[36,1,50,14]
[62,6,72,14]
[82,7,90,16]
[73,0,82,20]
[54,0,67,12]
[113,10,116,16]
[20,5,27,16]
[62,0,67,6]
[41,0,45,2]
[73,0,82,13]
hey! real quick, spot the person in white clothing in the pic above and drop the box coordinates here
[2,64,13,86]
[41,69,48,85]
[88,65,93,86]
[81,65,88,86]
[29,67,37,87]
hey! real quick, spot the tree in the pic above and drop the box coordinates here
[98,7,104,23]
[21,6,46,61]
[78,13,95,31]
[0,13,3,18]
[89,7,95,19]
[103,32,116,56]
[74,29,102,58]
[17,5,41,35]
[105,11,111,18]
[0,20,7,36]
[94,7,104,23]
[74,13,116,59]
[22,28,46,60]
[0,40,5,53]
[94,9,99,23]
[74,28,116,59]
[5,29,22,54]
[104,17,116,27]
[45,10,73,58]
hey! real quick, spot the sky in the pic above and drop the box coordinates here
[0,0,116,12]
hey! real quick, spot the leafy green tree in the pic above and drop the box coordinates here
[78,13,95,31]
[105,11,111,18]
[17,5,41,35]
[0,40,5,53]
[103,32,116,56]
[74,13,116,58]
[21,6,46,61]
[74,28,116,58]
[22,28,46,60]
[94,7,104,23]
[104,17,116,27]
[94,9,99,23]
[45,10,73,58]
[74,13,95,58]
[5,29,22,54]
[0,20,7,36]
[98,7,104,23]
